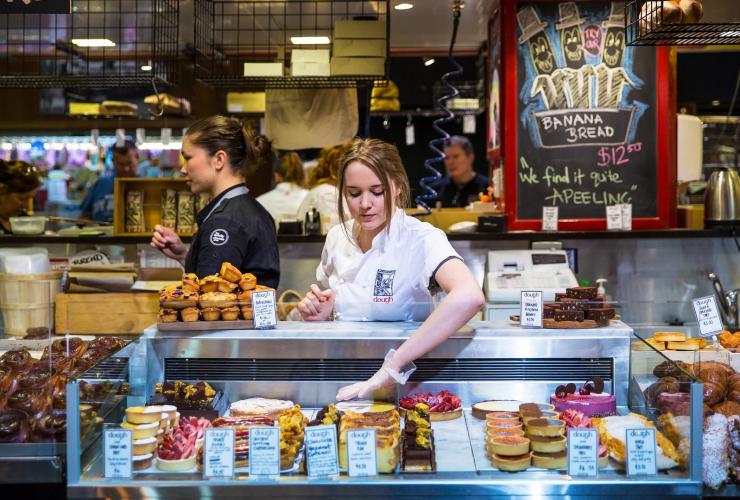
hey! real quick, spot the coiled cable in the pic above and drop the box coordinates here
[415,0,464,214]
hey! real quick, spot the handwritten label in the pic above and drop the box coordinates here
[347,429,377,477]
[597,143,642,168]
[204,428,235,478]
[252,290,277,329]
[606,205,623,230]
[568,428,598,477]
[542,206,559,231]
[248,426,280,477]
[620,204,632,231]
[104,429,133,479]
[305,425,339,479]
[626,428,657,476]
[692,295,724,337]
[520,290,543,328]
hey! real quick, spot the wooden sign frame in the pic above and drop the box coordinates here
[498,0,676,230]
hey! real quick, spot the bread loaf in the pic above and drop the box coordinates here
[679,0,703,23]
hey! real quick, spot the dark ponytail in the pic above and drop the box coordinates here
[186,115,273,178]
[0,160,42,194]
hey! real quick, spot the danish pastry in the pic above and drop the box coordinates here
[236,289,252,306]
[201,307,221,321]
[180,307,200,322]
[217,278,238,293]
[182,273,199,294]
[221,306,240,321]
[238,273,257,291]
[200,275,221,293]
[198,292,237,309]
[160,286,198,309]
[159,308,178,323]
[219,262,242,283]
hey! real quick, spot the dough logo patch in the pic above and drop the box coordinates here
[209,229,229,246]
[373,269,395,303]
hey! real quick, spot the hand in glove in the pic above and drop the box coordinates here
[336,367,395,401]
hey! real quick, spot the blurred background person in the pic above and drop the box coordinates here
[80,141,139,222]
[0,160,42,234]
[256,152,308,227]
[435,135,489,208]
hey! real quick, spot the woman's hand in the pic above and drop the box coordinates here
[297,284,335,321]
[150,224,187,266]
[336,367,395,401]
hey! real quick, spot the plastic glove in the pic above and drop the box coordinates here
[336,367,395,401]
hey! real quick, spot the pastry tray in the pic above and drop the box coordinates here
[510,316,615,329]
[157,320,255,332]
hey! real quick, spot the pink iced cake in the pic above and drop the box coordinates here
[550,392,617,417]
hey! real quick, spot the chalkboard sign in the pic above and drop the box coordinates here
[501,0,675,230]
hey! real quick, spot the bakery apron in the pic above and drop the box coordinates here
[185,185,249,272]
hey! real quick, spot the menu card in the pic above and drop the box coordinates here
[248,426,280,477]
[305,425,339,478]
[104,429,133,479]
[347,429,377,477]
[204,428,235,478]
[253,289,277,329]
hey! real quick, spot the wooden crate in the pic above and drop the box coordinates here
[55,292,159,335]
[114,178,194,237]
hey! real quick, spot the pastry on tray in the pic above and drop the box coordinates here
[219,262,242,283]
[180,307,199,322]
[339,408,401,473]
[490,452,530,472]
[239,273,257,291]
[201,307,221,321]
[471,400,525,419]
[199,275,221,293]
[399,390,462,421]
[401,404,436,472]
[236,289,253,306]
[221,306,240,321]
[198,292,237,309]
[229,397,294,419]
[550,377,617,417]
[240,306,253,320]
[160,285,198,309]
[182,273,199,294]
[592,413,680,470]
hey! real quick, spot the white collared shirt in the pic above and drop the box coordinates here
[317,209,461,322]
[256,182,308,226]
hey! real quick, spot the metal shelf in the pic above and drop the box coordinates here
[370,108,484,118]
[626,0,740,46]
[199,75,385,90]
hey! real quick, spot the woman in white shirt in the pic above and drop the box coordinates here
[256,152,308,226]
[296,144,346,231]
[297,138,484,401]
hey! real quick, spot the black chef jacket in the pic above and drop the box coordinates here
[435,173,490,208]
[185,184,280,288]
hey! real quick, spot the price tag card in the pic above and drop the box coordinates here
[405,123,415,146]
[204,428,235,478]
[542,206,559,231]
[626,428,657,476]
[135,128,146,146]
[606,205,623,230]
[346,429,377,477]
[520,291,543,328]
[305,425,339,479]
[463,114,476,134]
[692,295,724,337]
[252,290,277,329]
[568,428,599,478]
[248,426,280,478]
[104,429,133,479]
[620,204,633,231]
[161,127,172,146]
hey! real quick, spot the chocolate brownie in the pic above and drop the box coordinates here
[565,286,598,300]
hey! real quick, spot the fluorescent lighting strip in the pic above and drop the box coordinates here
[71,38,116,47]
[290,36,330,45]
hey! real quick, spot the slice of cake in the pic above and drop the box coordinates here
[550,377,616,417]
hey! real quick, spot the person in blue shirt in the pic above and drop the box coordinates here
[80,141,139,222]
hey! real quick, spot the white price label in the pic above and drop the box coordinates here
[626,428,657,476]
[115,128,126,148]
[248,426,280,477]
[405,124,415,146]
[305,425,339,479]
[104,429,133,479]
[347,429,377,477]
[620,203,632,231]
[568,428,599,477]
[542,206,559,231]
[692,295,724,337]
[204,428,235,478]
[252,290,277,329]
[161,127,172,146]
[606,205,623,230]
[520,290,543,328]
[463,114,476,134]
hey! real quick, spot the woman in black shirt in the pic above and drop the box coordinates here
[150,116,280,288]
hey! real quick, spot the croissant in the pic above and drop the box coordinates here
[713,400,740,418]
[644,376,681,406]
[653,360,693,381]
[695,361,735,377]
[704,380,728,407]
[727,374,740,403]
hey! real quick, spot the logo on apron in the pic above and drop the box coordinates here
[373,269,395,303]
[209,229,229,246]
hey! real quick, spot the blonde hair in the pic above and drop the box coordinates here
[276,152,305,187]
[337,138,411,239]
[306,144,346,188]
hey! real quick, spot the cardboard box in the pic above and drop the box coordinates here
[334,20,386,39]
[55,292,159,335]
[333,38,386,57]
[292,61,330,77]
[226,92,266,113]
[243,62,283,77]
[330,56,385,76]
[291,49,330,63]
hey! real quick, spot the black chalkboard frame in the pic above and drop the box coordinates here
[499,0,676,231]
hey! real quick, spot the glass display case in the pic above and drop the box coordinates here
[65,321,704,498]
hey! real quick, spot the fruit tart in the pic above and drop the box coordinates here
[399,390,462,421]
